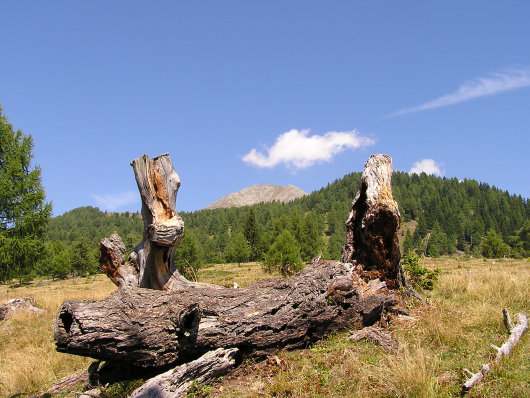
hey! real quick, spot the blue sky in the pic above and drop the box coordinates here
[1,1,529,216]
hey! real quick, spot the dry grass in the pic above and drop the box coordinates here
[0,258,528,397]
[211,257,529,397]
[197,262,280,288]
[0,275,116,397]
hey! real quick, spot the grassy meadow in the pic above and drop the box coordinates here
[0,258,528,397]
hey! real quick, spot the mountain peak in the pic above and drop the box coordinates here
[204,184,308,210]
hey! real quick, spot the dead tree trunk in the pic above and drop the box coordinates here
[99,154,217,291]
[54,152,407,370]
[341,154,404,287]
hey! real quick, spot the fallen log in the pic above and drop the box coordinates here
[54,153,407,371]
[128,348,238,398]
[461,309,528,395]
[55,257,397,367]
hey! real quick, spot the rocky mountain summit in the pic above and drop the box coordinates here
[204,184,308,209]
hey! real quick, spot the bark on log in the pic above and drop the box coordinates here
[128,348,238,398]
[461,310,528,395]
[341,154,403,287]
[55,257,397,367]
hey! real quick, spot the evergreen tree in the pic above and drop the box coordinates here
[299,213,322,261]
[416,214,428,238]
[71,238,98,276]
[427,221,444,257]
[0,107,52,282]
[481,230,509,258]
[327,231,345,260]
[403,230,414,254]
[265,230,303,277]
[174,231,202,279]
[243,209,261,260]
[226,232,250,265]
[510,220,530,258]
[48,241,72,280]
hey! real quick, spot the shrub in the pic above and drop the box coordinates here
[402,253,440,290]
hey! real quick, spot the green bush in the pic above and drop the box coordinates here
[402,253,440,290]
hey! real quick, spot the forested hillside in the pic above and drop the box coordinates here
[44,171,529,279]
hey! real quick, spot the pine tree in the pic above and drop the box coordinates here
[226,232,250,266]
[510,220,530,258]
[48,241,72,280]
[71,239,99,276]
[481,230,509,258]
[299,213,322,261]
[243,209,261,260]
[0,107,52,282]
[403,230,414,254]
[174,230,202,279]
[265,230,303,277]
[327,231,345,260]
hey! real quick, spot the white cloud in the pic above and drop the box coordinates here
[242,129,374,169]
[92,191,138,211]
[389,67,530,116]
[409,159,444,176]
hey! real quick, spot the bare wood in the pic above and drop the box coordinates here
[461,310,528,395]
[129,348,238,398]
[99,233,138,288]
[55,257,397,367]
[341,154,403,287]
[0,296,43,320]
[98,154,187,290]
[349,326,398,352]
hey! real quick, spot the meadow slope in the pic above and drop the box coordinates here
[0,257,528,397]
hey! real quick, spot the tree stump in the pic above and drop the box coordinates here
[341,154,404,287]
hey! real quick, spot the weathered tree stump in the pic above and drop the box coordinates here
[100,153,187,290]
[341,154,404,287]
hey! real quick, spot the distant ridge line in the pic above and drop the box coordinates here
[204,184,308,210]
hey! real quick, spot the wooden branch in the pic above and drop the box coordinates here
[461,309,528,395]
[55,258,397,367]
[99,233,138,288]
[349,326,398,352]
[129,348,238,398]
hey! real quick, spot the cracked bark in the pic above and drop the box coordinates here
[55,257,397,367]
